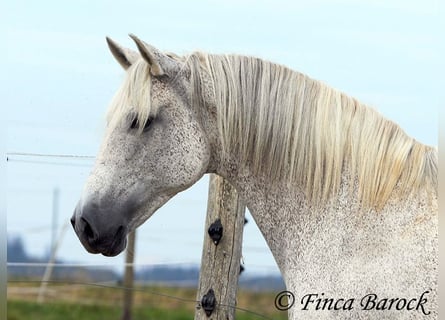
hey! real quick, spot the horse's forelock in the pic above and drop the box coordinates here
[107,59,154,133]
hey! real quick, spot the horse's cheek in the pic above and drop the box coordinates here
[165,129,208,189]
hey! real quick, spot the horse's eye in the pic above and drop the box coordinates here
[130,117,139,130]
[130,116,153,132]
[143,117,153,131]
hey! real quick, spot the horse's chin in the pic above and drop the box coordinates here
[101,247,125,257]
[80,233,127,257]
[101,237,127,257]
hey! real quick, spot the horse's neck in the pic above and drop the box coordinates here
[216,162,353,269]
[215,159,437,283]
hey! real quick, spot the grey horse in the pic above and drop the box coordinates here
[71,35,437,319]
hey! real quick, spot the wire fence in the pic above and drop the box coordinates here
[6,152,95,167]
[6,152,95,160]
[7,151,283,319]
[6,151,279,266]
[7,274,279,320]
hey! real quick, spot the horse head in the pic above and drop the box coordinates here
[71,35,211,256]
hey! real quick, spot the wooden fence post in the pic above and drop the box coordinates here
[121,230,136,320]
[195,174,246,320]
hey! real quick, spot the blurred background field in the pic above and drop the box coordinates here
[7,235,286,319]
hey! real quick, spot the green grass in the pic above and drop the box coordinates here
[7,282,287,320]
[8,300,119,320]
[7,300,192,320]
[8,300,287,320]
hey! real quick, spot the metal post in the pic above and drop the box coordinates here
[121,230,136,320]
[37,187,61,303]
[50,187,59,258]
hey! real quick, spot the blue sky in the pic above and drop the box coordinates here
[4,0,440,275]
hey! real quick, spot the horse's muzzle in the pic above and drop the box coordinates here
[71,201,128,257]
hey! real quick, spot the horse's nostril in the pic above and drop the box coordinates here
[70,216,76,229]
[81,217,96,241]
[115,225,125,237]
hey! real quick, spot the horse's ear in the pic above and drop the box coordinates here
[106,37,139,70]
[129,34,168,77]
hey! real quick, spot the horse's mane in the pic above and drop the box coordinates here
[187,53,437,208]
[107,53,437,209]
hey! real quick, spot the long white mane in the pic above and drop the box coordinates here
[187,53,437,209]
[107,53,437,209]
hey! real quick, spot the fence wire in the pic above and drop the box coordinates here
[6,152,95,159]
[8,278,276,320]
[7,151,282,318]
[6,152,95,167]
